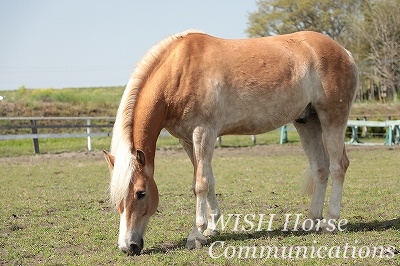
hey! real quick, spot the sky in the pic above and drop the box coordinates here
[0,0,258,91]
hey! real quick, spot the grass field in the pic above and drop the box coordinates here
[0,140,399,265]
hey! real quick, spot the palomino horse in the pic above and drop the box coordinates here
[103,30,358,255]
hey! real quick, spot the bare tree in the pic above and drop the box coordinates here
[357,0,400,102]
[247,0,400,103]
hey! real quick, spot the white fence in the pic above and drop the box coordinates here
[347,120,400,146]
[1,117,399,154]
[0,117,114,153]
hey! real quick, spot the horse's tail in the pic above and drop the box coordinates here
[302,168,314,196]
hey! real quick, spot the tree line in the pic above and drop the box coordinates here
[246,0,400,103]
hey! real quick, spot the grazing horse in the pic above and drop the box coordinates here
[103,30,358,255]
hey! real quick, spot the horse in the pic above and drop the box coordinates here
[103,30,358,255]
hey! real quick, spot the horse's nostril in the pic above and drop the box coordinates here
[128,241,143,256]
[129,244,142,255]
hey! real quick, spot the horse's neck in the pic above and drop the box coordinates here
[132,97,166,166]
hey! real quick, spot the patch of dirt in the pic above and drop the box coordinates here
[156,142,398,160]
[153,144,307,160]
[1,144,398,166]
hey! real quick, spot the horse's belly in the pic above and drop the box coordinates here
[165,80,312,139]
[216,92,308,136]
[218,111,294,136]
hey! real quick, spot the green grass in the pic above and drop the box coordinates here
[0,129,299,157]
[0,138,109,157]
[0,86,124,117]
[2,86,124,106]
[0,143,399,265]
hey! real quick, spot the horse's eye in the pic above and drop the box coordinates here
[136,191,146,200]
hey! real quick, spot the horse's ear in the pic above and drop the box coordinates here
[136,149,146,167]
[103,150,115,170]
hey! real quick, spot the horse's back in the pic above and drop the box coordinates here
[162,31,358,136]
[173,31,356,86]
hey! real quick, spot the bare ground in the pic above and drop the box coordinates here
[1,143,398,166]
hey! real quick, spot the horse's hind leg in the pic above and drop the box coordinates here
[320,120,350,226]
[294,114,330,227]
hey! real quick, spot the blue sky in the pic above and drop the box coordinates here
[0,0,257,90]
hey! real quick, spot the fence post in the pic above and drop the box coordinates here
[395,125,400,145]
[30,119,40,154]
[350,126,361,144]
[87,119,92,151]
[384,125,393,147]
[361,117,369,138]
[280,125,288,144]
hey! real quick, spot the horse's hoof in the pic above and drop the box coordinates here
[186,228,208,249]
[319,222,338,233]
[303,218,339,233]
[185,240,197,250]
[303,219,314,231]
[203,228,220,237]
[185,237,207,250]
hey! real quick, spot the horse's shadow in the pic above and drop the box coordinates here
[142,218,400,255]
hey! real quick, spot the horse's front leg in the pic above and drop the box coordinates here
[186,171,221,249]
[185,127,218,250]
[203,183,221,237]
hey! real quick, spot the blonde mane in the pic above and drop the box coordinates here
[109,30,204,207]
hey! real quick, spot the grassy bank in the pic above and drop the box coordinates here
[1,86,400,119]
[0,86,124,117]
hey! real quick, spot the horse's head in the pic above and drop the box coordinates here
[103,149,159,255]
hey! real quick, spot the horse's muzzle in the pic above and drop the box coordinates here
[121,238,144,256]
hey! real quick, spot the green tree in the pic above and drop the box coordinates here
[246,0,362,46]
